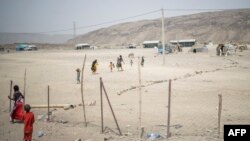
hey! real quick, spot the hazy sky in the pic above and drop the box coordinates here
[0,0,250,35]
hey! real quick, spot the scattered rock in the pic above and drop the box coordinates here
[206,129,212,132]
[88,100,96,106]
[74,138,81,141]
[57,120,68,124]
[2,109,7,112]
[85,139,94,141]
[37,131,44,137]
[64,105,76,110]
[37,115,45,120]
[123,132,132,136]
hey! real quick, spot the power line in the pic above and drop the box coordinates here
[164,8,236,11]
[32,8,237,34]
[34,9,161,34]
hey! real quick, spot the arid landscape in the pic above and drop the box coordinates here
[0,45,249,141]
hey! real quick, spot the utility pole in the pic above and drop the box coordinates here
[73,21,76,38]
[161,8,166,65]
[73,21,76,45]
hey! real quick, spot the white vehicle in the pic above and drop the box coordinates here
[24,45,37,51]
[75,43,90,50]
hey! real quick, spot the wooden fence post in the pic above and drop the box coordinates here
[47,85,50,121]
[102,79,122,135]
[81,55,87,127]
[9,80,13,112]
[167,79,172,138]
[218,94,222,138]
[100,77,104,133]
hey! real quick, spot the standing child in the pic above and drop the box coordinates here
[76,68,81,84]
[130,59,133,67]
[109,62,114,72]
[23,104,35,141]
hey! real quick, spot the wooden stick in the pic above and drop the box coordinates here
[137,57,142,138]
[23,68,27,105]
[81,55,87,127]
[9,80,13,112]
[100,77,104,133]
[31,104,74,108]
[167,79,172,138]
[47,85,50,121]
[218,94,222,138]
[102,79,122,135]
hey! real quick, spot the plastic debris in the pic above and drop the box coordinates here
[37,131,44,137]
[147,133,161,140]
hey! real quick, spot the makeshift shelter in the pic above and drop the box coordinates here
[190,43,208,53]
[157,43,176,54]
[143,40,161,48]
[170,39,196,47]
[16,44,28,51]
[75,43,90,50]
[216,43,236,56]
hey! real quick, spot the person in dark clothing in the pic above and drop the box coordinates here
[91,59,98,73]
[8,85,25,122]
[141,56,145,67]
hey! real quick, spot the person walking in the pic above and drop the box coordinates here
[130,59,133,67]
[8,85,24,123]
[22,104,35,141]
[109,62,115,72]
[141,56,144,67]
[91,59,98,74]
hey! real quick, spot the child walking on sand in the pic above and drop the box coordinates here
[23,104,35,141]
[109,62,115,72]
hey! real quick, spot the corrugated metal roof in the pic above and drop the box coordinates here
[170,39,196,43]
[143,40,161,44]
[75,43,90,47]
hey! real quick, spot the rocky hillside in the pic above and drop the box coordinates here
[68,9,250,47]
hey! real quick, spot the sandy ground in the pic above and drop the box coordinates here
[0,46,250,141]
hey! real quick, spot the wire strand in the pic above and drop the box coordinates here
[31,8,238,34]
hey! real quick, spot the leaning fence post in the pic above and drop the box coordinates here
[100,77,104,133]
[23,68,27,105]
[102,80,122,136]
[9,80,13,112]
[137,57,142,139]
[218,94,222,138]
[47,85,50,121]
[81,55,87,127]
[167,79,172,138]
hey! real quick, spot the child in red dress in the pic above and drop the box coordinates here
[23,104,35,141]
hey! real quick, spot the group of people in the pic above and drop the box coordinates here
[8,85,35,141]
[75,55,145,83]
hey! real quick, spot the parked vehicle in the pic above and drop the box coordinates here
[75,43,90,50]
[24,45,38,51]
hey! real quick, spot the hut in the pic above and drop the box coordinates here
[75,43,90,50]
[170,39,196,47]
[157,43,176,54]
[143,40,161,48]
[189,43,209,53]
